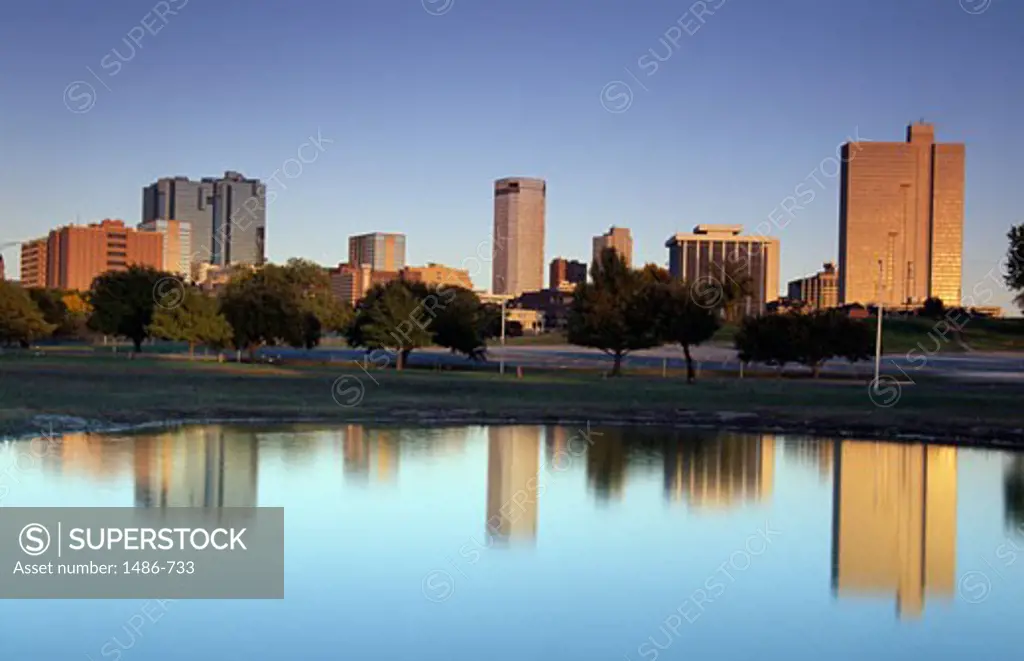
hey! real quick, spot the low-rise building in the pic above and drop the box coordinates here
[787,262,839,311]
[328,263,399,306]
[400,263,473,290]
[549,257,587,289]
[506,308,545,334]
[512,288,575,330]
[194,263,256,294]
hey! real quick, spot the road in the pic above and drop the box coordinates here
[259,343,1024,383]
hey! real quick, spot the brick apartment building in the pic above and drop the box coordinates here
[21,219,163,291]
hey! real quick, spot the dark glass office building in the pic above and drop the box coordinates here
[142,171,266,271]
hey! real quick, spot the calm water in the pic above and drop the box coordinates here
[1,424,1023,660]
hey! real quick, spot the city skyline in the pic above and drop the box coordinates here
[1,2,1021,312]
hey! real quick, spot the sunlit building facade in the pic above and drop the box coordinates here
[592,226,633,269]
[492,177,546,296]
[838,123,964,306]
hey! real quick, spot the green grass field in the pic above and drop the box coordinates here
[2,351,1022,444]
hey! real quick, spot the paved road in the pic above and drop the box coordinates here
[260,344,1024,382]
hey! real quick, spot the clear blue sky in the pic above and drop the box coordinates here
[1,0,1021,311]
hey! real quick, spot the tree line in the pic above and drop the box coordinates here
[567,248,873,380]
[3,222,1023,373]
[0,258,505,365]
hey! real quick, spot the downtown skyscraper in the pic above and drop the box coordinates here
[838,123,964,306]
[492,177,546,296]
[142,171,266,276]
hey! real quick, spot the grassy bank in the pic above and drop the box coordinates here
[1,352,1023,445]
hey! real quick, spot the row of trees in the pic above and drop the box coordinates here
[0,283,95,347]
[567,249,874,380]
[1,258,504,364]
[3,248,873,380]
[85,259,358,357]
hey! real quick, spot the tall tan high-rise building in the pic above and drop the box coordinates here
[665,225,781,314]
[592,226,633,269]
[839,123,965,306]
[831,441,957,619]
[486,426,540,542]
[492,177,546,295]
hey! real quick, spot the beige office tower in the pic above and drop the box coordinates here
[663,434,775,508]
[839,123,965,306]
[592,226,633,269]
[492,178,546,295]
[486,426,541,542]
[831,441,957,619]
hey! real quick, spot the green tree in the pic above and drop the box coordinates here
[0,282,54,347]
[920,297,945,318]
[735,314,799,375]
[432,286,487,359]
[1004,224,1024,312]
[478,303,503,341]
[88,266,175,352]
[568,248,661,376]
[282,258,353,348]
[736,312,872,378]
[149,287,232,359]
[708,258,755,323]
[28,289,91,339]
[218,265,305,357]
[346,280,433,369]
[654,278,721,383]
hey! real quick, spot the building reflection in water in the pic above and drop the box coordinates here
[587,430,628,501]
[486,427,540,544]
[134,426,258,508]
[50,433,134,478]
[663,433,775,508]
[341,425,400,483]
[831,441,957,618]
[1004,457,1024,531]
[544,426,569,465]
[783,438,834,481]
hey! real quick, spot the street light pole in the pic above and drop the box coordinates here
[500,298,506,375]
[874,259,884,389]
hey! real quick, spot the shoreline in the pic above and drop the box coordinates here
[3,354,1023,451]
[5,409,1024,451]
